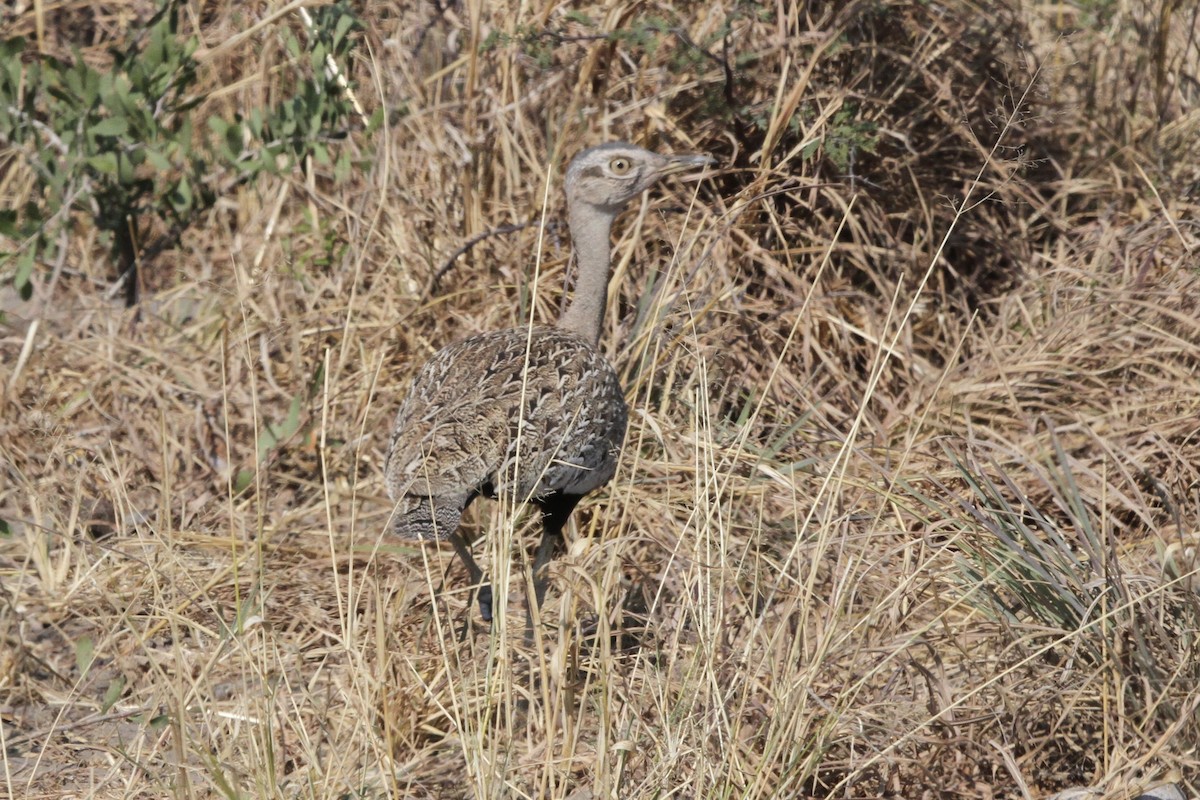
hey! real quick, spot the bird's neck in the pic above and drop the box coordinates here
[558,203,615,345]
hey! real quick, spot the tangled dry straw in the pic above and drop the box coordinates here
[2,0,1199,797]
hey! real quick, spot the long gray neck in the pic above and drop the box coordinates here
[558,200,615,345]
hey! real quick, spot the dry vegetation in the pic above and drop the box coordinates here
[2,0,1199,797]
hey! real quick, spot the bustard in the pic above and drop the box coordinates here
[385,141,712,623]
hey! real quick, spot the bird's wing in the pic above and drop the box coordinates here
[385,331,526,499]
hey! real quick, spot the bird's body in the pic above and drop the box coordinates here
[385,325,626,539]
[385,141,711,623]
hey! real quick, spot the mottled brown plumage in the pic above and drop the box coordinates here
[386,327,625,534]
[385,141,711,622]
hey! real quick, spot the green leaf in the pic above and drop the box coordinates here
[0,209,17,237]
[14,247,36,292]
[117,151,134,184]
[333,151,350,182]
[101,675,126,712]
[366,106,384,134]
[233,469,254,494]
[178,115,193,149]
[97,71,118,108]
[224,121,244,155]
[88,152,118,175]
[75,636,94,675]
[480,30,503,52]
[144,21,165,72]
[0,517,11,537]
[82,66,100,107]
[257,394,304,459]
[308,360,326,400]
[277,112,296,138]
[104,75,134,118]
[63,62,84,100]
[169,175,193,214]
[334,12,355,46]
[144,147,172,171]
[91,116,128,137]
[248,108,264,139]
[21,201,42,226]
[285,31,301,61]
[0,37,26,63]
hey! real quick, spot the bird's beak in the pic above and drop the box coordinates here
[661,153,716,176]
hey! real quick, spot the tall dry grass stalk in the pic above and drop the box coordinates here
[2,0,1198,798]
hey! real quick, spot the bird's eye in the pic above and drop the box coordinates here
[608,157,632,175]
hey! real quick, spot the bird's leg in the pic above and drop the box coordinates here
[448,531,492,622]
[447,490,492,622]
[526,493,583,640]
[531,528,560,610]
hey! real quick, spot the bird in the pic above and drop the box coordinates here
[385,141,712,625]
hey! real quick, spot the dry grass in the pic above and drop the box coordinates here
[2,0,1199,797]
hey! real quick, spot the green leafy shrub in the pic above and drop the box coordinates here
[0,0,370,303]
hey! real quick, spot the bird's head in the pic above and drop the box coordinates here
[565,141,713,212]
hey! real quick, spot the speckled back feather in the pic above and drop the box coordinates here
[385,326,627,540]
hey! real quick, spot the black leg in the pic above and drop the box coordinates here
[526,493,582,638]
[530,528,560,610]
[443,491,493,622]
[449,531,492,622]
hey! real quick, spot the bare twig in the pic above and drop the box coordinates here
[428,218,561,294]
